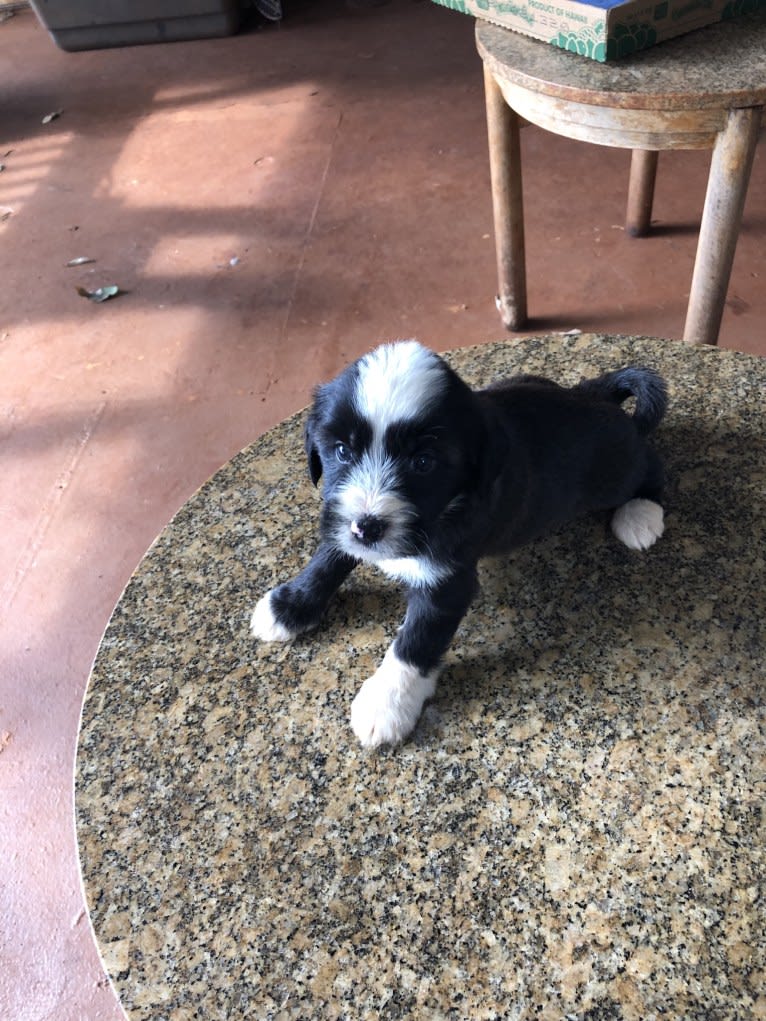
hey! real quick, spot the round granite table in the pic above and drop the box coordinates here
[77,334,766,1020]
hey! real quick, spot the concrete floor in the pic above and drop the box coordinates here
[1,2,764,1019]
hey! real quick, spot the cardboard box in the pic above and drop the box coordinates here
[30,0,240,51]
[433,0,763,61]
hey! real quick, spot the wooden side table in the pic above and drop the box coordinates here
[476,13,766,345]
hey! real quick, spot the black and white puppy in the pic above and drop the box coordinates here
[251,341,667,748]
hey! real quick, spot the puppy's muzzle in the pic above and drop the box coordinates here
[350,514,387,547]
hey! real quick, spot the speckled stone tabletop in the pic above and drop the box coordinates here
[476,11,766,109]
[77,335,766,1021]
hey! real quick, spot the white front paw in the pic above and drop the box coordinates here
[350,644,439,748]
[250,590,295,642]
[611,498,665,551]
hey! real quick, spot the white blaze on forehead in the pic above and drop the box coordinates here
[354,341,447,434]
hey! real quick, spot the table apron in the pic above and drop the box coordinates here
[494,76,735,150]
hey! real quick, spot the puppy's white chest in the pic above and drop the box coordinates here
[377,555,449,588]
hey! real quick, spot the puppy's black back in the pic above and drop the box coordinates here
[473,370,665,554]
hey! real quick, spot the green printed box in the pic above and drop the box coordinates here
[432,0,763,61]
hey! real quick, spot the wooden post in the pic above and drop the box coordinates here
[483,66,527,331]
[683,106,762,345]
[626,149,659,237]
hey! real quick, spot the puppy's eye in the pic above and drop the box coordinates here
[335,442,353,464]
[412,452,436,474]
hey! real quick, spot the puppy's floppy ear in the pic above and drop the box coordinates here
[304,385,326,486]
[304,414,323,486]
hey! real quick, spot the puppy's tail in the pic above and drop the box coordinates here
[576,366,668,435]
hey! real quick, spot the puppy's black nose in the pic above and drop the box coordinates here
[351,515,387,546]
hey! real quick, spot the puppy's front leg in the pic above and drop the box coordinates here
[351,569,478,747]
[251,544,357,642]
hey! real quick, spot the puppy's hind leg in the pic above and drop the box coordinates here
[612,499,664,551]
[251,544,357,642]
[611,448,665,551]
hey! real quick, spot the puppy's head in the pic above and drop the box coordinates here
[305,340,482,565]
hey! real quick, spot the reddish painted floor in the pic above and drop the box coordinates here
[1,3,764,1018]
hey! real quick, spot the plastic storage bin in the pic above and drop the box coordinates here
[30,0,240,51]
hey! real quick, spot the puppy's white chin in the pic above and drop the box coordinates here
[351,644,438,747]
[250,590,295,642]
[611,498,664,551]
[334,518,409,565]
[338,537,389,563]
[336,535,409,570]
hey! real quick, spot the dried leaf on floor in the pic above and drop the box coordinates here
[76,285,121,303]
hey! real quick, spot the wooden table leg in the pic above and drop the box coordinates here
[626,149,659,237]
[683,106,762,346]
[483,66,527,330]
